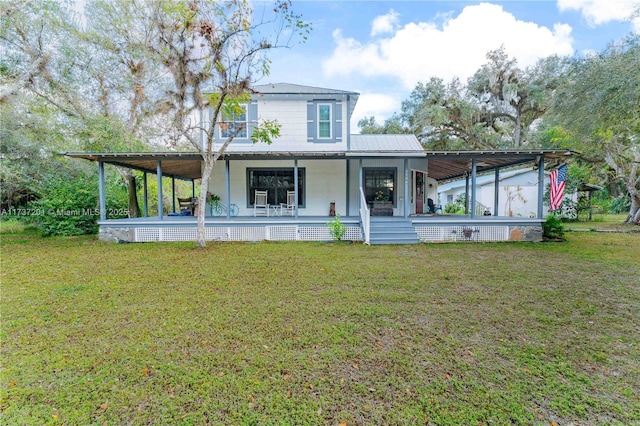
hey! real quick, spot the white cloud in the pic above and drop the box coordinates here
[323,3,575,89]
[558,0,640,31]
[370,9,400,37]
[351,92,401,132]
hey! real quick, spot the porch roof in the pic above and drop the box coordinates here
[63,148,575,182]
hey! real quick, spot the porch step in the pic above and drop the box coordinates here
[369,218,420,245]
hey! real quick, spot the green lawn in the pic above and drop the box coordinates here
[565,214,639,232]
[1,231,639,425]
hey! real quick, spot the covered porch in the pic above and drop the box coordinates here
[65,148,575,244]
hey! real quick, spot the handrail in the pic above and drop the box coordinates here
[359,187,370,245]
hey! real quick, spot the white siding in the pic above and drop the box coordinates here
[207,159,347,216]
[257,99,307,143]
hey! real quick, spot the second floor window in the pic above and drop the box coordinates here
[318,104,332,138]
[220,104,247,139]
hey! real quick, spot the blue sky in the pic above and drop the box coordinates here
[259,0,639,131]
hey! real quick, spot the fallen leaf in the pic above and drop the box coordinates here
[317,407,322,416]
[248,395,255,403]
[216,371,225,377]
[352,363,359,370]
[141,368,150,376]
[338,421,348,426]
[287,390,292,398]
[551,422,558,426]
[9,381,17,387]
[100,400,109,412]
[283,374,291,381]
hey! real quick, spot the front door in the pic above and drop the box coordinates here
[415,171,425,214]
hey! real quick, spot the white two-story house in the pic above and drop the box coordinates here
[66,83,574,244]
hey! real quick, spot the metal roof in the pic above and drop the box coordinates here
[253,83,360,117]
[253,83,359,96]
[64,147,575,182]
[350,134,424,153]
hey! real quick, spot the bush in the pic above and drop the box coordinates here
[543,213,565,239]
[609,195,631,214]
[28,173,100,236]
[327,213,347,241]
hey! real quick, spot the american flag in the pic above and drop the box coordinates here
[549,164,567,211]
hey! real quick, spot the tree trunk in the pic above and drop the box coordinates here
[196,160,215,248]
[627,191,640,225]
[126,174,141,218]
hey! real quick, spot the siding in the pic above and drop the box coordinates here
[208,159,347,216]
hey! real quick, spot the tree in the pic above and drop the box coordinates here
[401,77,497,149]
[1,0,171,218]
[358,114,408,134]
[550,35,640,224]
[467,47,569,147]
[147,0,309,247]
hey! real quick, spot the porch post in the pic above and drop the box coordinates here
[156,160,163,220]
[404,158,409,218]
[225,159,231,220]
[358,159,363,211]
[171,176,176,213]
[494,167,500,216]
[464,173,470,214]
[294,159,299,219]
[537,155,545,218]
[470,158,477,218]
[98,161,106,221]
[192,179,196,198]
[143,172,148,217]
[345,160,350,217]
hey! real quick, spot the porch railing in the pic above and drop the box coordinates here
[359,187,370,244]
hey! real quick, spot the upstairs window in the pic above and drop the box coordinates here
[317,104,332,139]
[219,104,247,139]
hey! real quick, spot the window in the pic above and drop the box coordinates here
[365,168,396,206]
[317,104,332,138]
[247,168,305,207]
[220,104,247,139]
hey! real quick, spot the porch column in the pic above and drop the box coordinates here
[464,173,470,214]
[156,160,163,220]
[192,179,196,198]
[143,172,148,217]
[470,158,477,218]
[171,176,176,213]
[404,158,409,218]
[358,159,363,211]
[345,160,350,216]
[294,159,299,219]
[537,155,545,218]
[494,168,500,216]
[225,159,231,220]
[98,161,106,221]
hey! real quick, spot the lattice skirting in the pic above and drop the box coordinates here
[134,226,363,243]
[415,225,510,242]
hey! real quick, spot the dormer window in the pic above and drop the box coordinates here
[317,104,332,139]
[220,104,248,139]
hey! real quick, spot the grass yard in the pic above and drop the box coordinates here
[1,230,639,425]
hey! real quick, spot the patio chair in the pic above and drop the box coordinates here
[280,190,296,216]
[254,190,269,216]
[178,197,195,215]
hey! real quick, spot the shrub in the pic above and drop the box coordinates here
[543,213,565,239]
[327,213,347,241]
[609,195,631,214]
[28,173,100,236]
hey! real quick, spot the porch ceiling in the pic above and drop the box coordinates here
[63,149,576,182]
[424,149,575,182]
